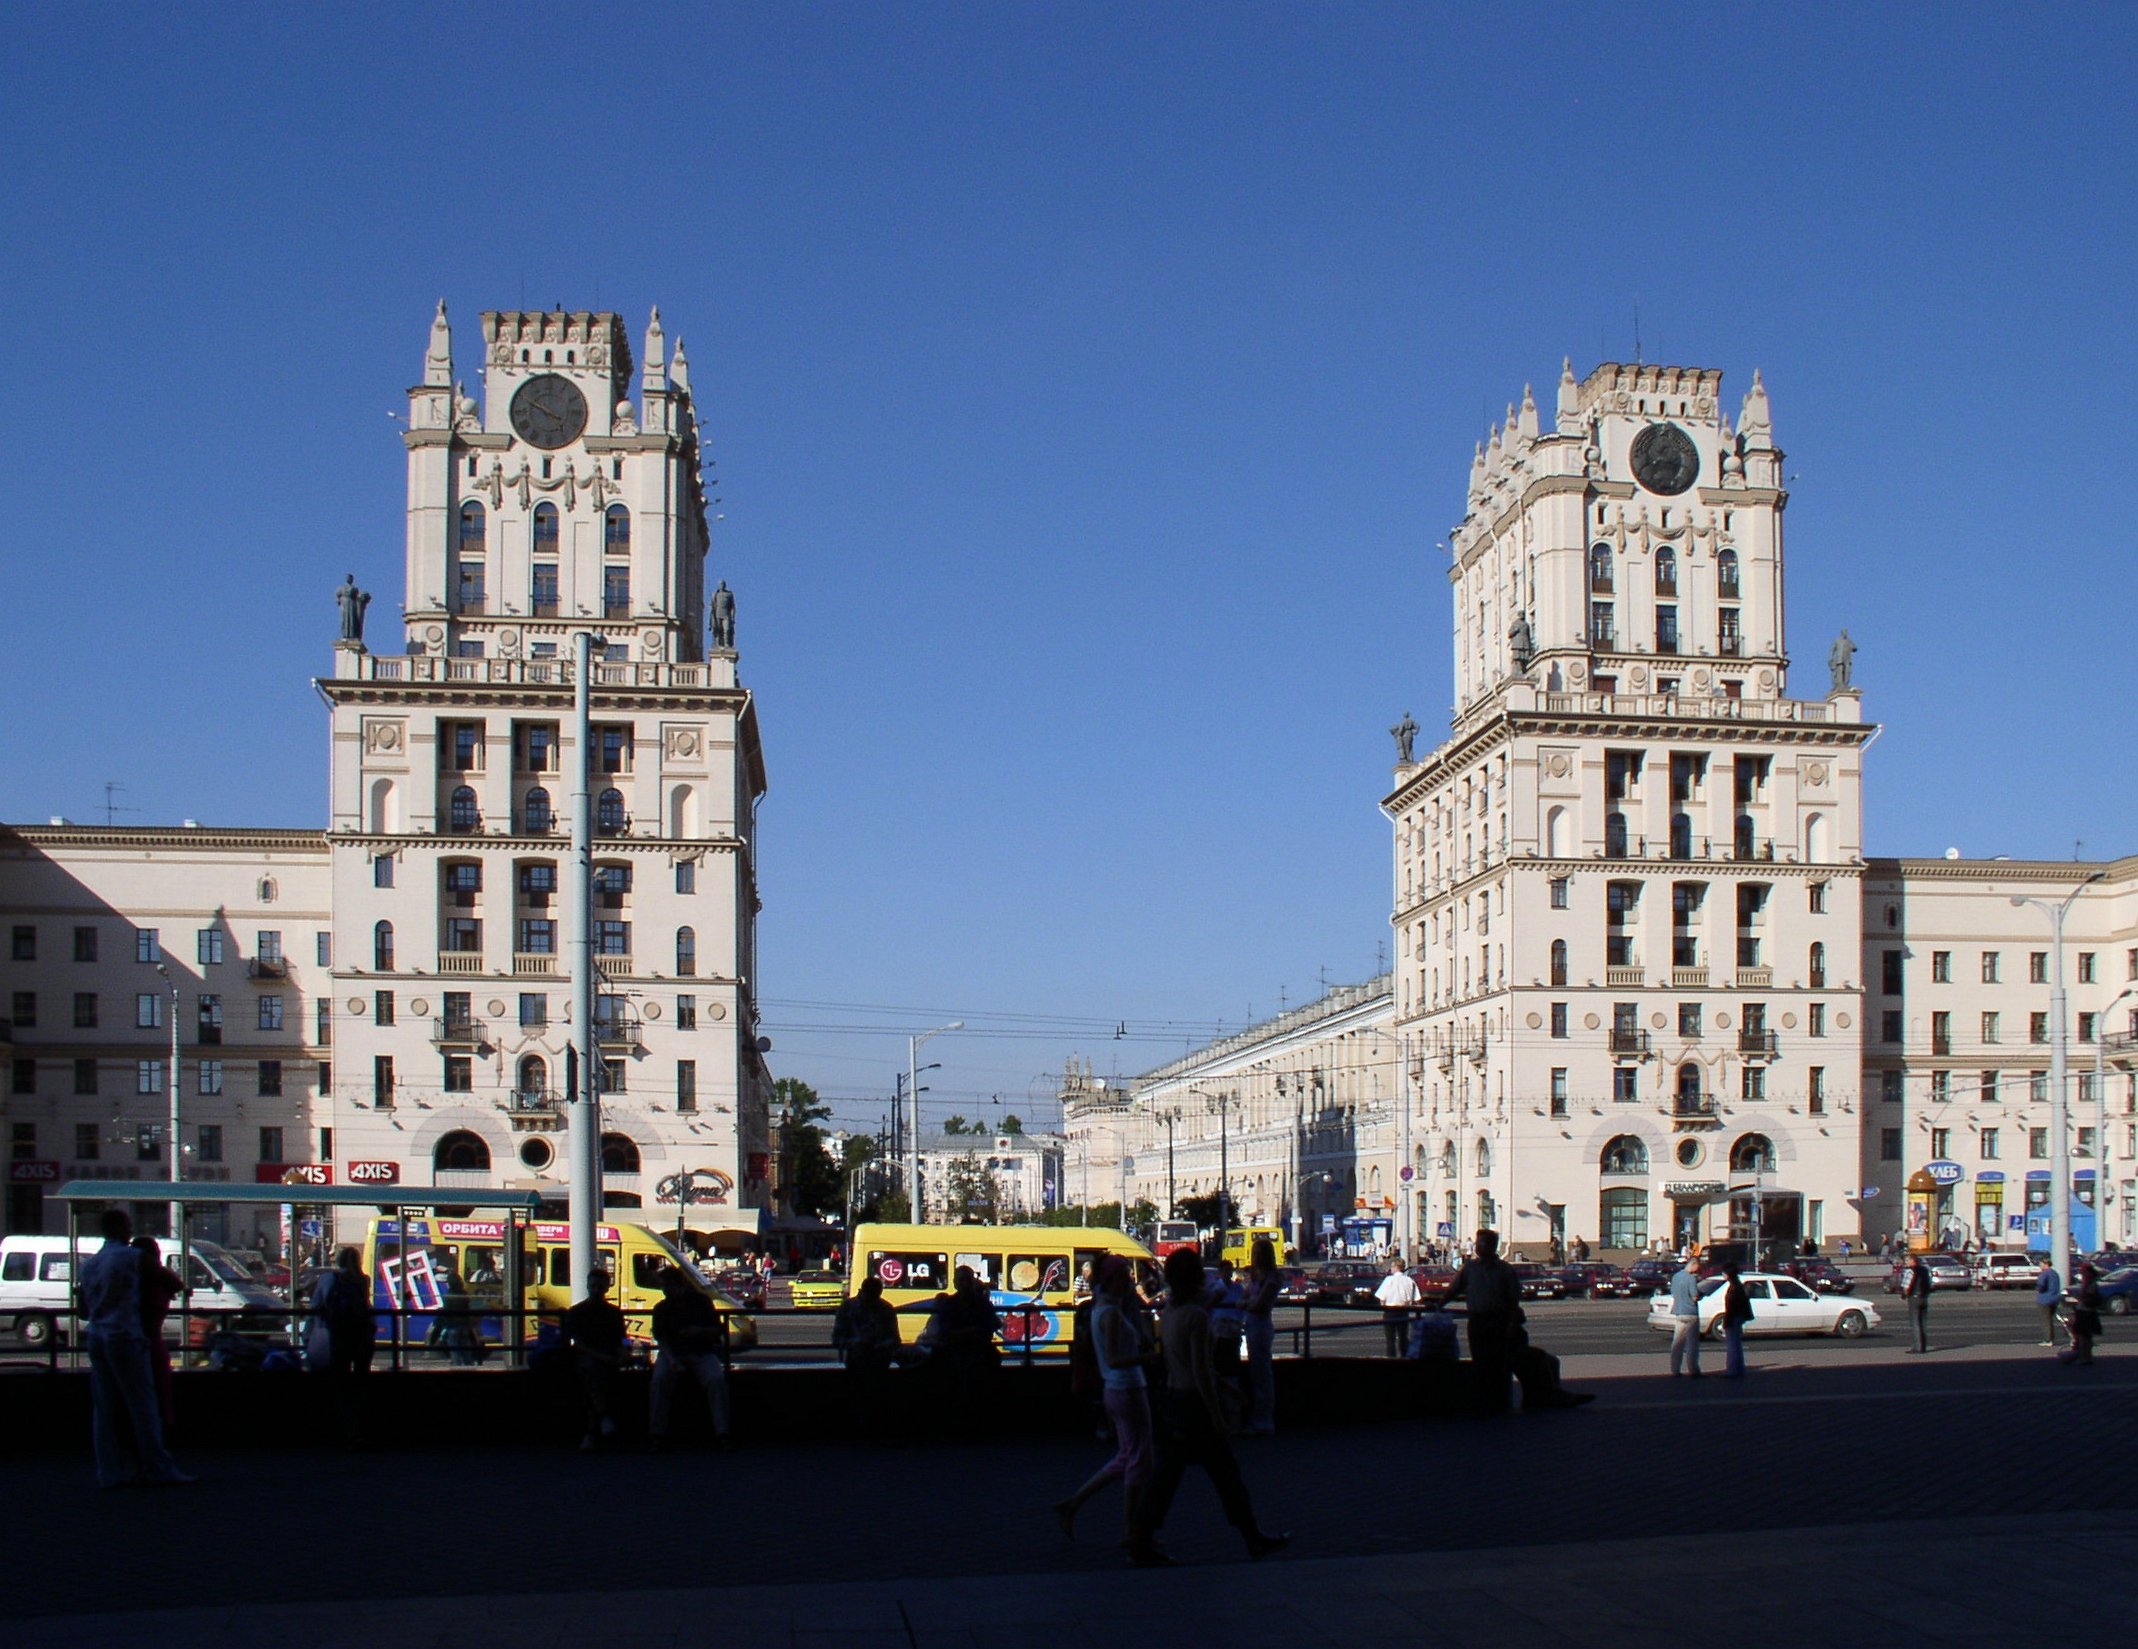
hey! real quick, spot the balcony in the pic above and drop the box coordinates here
[432,1017,489,1048]
[596,1015,643,1049]
[513,952,557,977]
[1609,1029,1651,1059]
[1738,1029,1778,1058]
[507,1088,562,1131]
[1672,967,1709,988]
[437,953,485,976]
[594,954,635,979]
[1605,966,1644,988]
[1672,1097,1721,1127]
[1735,967,1774,988]
[248,956,288,980]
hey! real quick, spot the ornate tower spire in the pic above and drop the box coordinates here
[425,299,453,387]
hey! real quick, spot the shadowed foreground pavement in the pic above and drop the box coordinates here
[7,1348,2133,1646]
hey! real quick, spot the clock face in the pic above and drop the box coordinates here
[509,374,589,449]
[1629,422,1699,495]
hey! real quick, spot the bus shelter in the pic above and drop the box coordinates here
[55,1181,544,1366]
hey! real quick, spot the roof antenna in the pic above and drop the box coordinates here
[1633,301,1642,365]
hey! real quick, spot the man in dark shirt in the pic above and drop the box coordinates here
[649,1268,731,1449]
[562,1271,627,1450]
[1441,1229,1521,1415]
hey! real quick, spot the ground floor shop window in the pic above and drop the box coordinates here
[1600,1187,1647,1250]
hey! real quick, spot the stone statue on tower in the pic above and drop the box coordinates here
[336,574,371,645]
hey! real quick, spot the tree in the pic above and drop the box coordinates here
[944,1152,999,1222]
[1001,1113,1023,1135]
[774,1077,843,1217]
[942,1115,970,1135]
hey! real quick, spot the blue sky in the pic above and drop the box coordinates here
[4,6,2133,1134]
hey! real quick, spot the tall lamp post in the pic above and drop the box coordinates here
[152,964,181,1241]
[1204,1089,1237,1239]
[2012,872,2104,1272]
[908,1022,962,1221]
[1156,1108,1179,1217]
[2096,985,2135,1247]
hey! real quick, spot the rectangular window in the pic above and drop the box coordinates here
[1550,1068,1568,1117]
[318,1060,331,1096]
[1808,1067,1825,1115]
[2079,1013,2098,1044]
[1980,1070,1998,1104]
[259,1127,283,1164]
[1880,1128,1902,1162]
[1807,881,1827,914]
[1931,1010,1951,1052]
[1980,1128,1998,1160]
[1741,1065,1765,1102]
[1809,1003,1825,1037]
[10,991,33,1028]
[10,926,33,961]
[1882,1011,1903,1045]
[1881,1071,1904,1104]
[320,1127,333,1163]
[134,928,159,963]
[2031,1071,2049,1103]
[1881,950,1904,995]
[374,854,394,888]
[136,992,162,1029]
[1982,952,2000,984]
[2078,952,2097,984]
[197,1060,222,1096]
[197,928,224,965]
[676,860,696,895]
[257,930,282,965]
[531,564,559,616]
[677,1059,698,1113]
[598,727,631,773]
[519,862,557,900]
[1982,1012,2000,1043]
[197,1124,222,1164]
[518,918,556,954]
[1613,1066,1639,1103]
[2030,1128,2048,1159]
[1655,604,1678,654]
[1549,876,1569,910]
[374,1055,394,1110]
[197,995,221,1043]
[73,925,97,962]
[443,918,481,952]
[9,1057,33,1095]
[443,1055,473,1093]
[137,1060,162,1095]
[1589,601,1615,648]
[1931,1070,1950,1102]
[676,994,697,1030]
[519,993,548,1028]
[316,931,332,967]
[2029,951,2048,984]
[136,1126,160,1163]
[74,1058,98,1095]
[603,567,631,617]
[75,1122,99,1160]
[601,1057,627,1094]
[1930,1127,1950,1158]
[375,991,395,1027]
[258,1059,283,1097]
[316,998,332,1046]
[595,921,630,956]
[1931,950,1951,983]
[2030,1012,2048,1045]
[258,995,284,1031]
[1549,1002,1567,1039]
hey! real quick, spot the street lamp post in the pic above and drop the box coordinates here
[905,1023,962,1221]
[1157,1109,1178,1217]
[2096,985,2135,1247]
[2011,872,2104,1274]
[152,964,181,1240]
[1206,1090,1235,1240]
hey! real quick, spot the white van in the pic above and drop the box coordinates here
[1974,1252,2038,1290]
[0,1234,282,1349]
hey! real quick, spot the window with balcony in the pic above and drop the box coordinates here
[604,503,630,554]
[1605,881,1639,968]
[448,786,480,833]
[522,788,553,833]
[1675,1063,1705,1114]
[596,789,626,835]
[1671,882,1703,968]
[532,501,559,553]
[1589,601,1615,648]
[594,863,633,907]
[1655,605,1679,655]
[603,567,631,619]
[595,921,630,956]
[1604,813,1629,858]
[1653,546,1676,596]
[530,563,559,617]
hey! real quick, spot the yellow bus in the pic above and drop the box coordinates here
[1218,1226,1289,1269]
[849,1222,1158,1353]
[362,1217,757,1349]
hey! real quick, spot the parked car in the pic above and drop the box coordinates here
[1327,1262,1387,1307]
[1778,1257,1855,1295]
[1884,1253,1971,1293]
[2097,1267,2138,1316]
[1408,1264,1457,1300]
[2089,1250,2138,1276]
[1972,1253,2039,1290]
[1646,1272,1880,1339]
[713,1267,767,1310]
[1509,1262,1566,1301]
[1626,1258,1682,1297]
[1557,1262,1637,1299]
[1274,1266,1318,1305]
[786,1270,846,1310]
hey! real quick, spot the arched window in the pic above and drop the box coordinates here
[516,1055,547,1104]
[434,1130,491,1173]
[604,504,630,554]
[368,777,399,835]
[1804,812,1828,862]
[1605,812,1629,858]
[257,877,277,903]
[522,787,552,833]
[1600,1135,1649,1174]
[1670,812,1692,859]
[1676,1063,1704,1111]
[601,1132,641,1174]
[675,926,697,977]
[1544,805,1566,857]
[596,789,626,835]
[458,500,486,553]
[1730,1134,1776,1174]
[1589,543,1613,592]
[1550,939,1568,988]
[373,920,394,972]
[1808,941,1827,988]
[1475,1138,1493,1178]
[533,502,559,551]
[1439,1141,1457,1178]
[449,785,480,833]
[1717,548,1741,598]
[1654,545,1676,596]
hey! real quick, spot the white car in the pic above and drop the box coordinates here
[1646,1272,1881,1340]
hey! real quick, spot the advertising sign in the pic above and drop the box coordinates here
[1924,1160,1964,1186]
[256,1162,333,1186]
[7,1160,59,1184]
[347,1160,400,1185]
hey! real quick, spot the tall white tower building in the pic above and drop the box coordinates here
[1387,362,1874,1259]
[319,305,770,1225]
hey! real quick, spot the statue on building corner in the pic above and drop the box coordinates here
[1390,711,1418,765]
[711,581,736,650]
[335,574,371,646]
[1828,629,1856,693]
[1508,613,1535,673]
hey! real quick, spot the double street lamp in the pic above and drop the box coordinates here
[2011,872,2104,1272]
[907,1022,962,1220]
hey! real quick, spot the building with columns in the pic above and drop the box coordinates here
[1,304,772,1250]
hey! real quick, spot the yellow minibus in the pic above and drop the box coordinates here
[849,1222,1158,1353]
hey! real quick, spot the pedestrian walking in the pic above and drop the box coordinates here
[1207,1259,1247,1376]
[1904,1253,1932,1353]
[132,1236,182,1430]
[1720,1263,1753,1378]
[1666,1260,1704,1377]
[1241,1237,1280,1435]
[1052,1257,1159,1548]
[306,1247,377,1445]
[1375,1256,1421,1358]
[2059,1265,2104,1366]
[80,1209,193,1488]
[2035,1258,2063,1348]
[1130,1248,1289,1566]
[649,1269,732,1449]
[1441,1229,1522,1413]
[562,1269,627,1450]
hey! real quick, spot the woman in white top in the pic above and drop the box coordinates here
[1051,1257,1158,1544]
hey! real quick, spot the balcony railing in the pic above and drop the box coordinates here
[513,952,557,976]
[1610,1029,1651,1058]
[1735,967,1774,988]
[1739,1029,1778,1058]
[248,957,288,980]
[1672,967,1709,987]
[1672,1097,1721,1124]
[432,1017,489,1047]
[437,953,484,976]
[596,1016,643,1048]
[1605,966,1644,988]
[594,954,634,978]
[508,1088,560,1114]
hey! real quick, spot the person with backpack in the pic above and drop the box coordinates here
[306,1248,377,1444]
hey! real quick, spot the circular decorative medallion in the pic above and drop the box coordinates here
[1630,423,1699,495]
[1582,1012,1601,1031]
[1525,1012,1543,1030]
[1714,1011,1733,1030]
[1548,754,1571,778]
[409,998,429,1017]
[425,624,445,646]
[1692,668,1711,689]
[1630,665,1649,688]
[348,997,366,1015]
[1835,1011,1852,1030]
[1676,1139,1705,1168]
[487,999,507,1018]
[1758,669,1776,689]
[1650,1012,1667,1029]
[643,1001,663,1022]
[708,1002,728,1021]
[1780,1012,1797,1029]
[1569,663,1587,685]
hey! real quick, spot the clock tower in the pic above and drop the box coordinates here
[319,303,770,1232]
